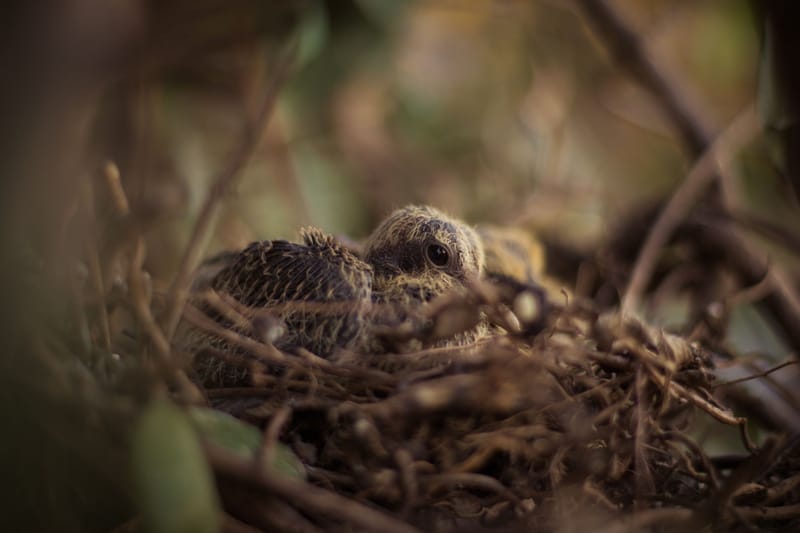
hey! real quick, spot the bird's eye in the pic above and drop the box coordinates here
[426,243,450,268]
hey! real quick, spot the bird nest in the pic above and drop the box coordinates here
[181,287,798,532]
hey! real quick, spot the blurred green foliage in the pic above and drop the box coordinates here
[143,0,762,276]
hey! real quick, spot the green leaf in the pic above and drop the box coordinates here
[131,399,221,533]
[295,0,329,68]
[188,407,305,480]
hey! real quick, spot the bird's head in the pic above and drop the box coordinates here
[363,205,484,301]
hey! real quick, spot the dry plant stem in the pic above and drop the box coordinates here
[648,367,741,426]
[103,161,130,216]
[130,238,172,360]
[633,368,655,505]
[715,359,799,388]
[81,181,113,353]
[734,503,800,522]
[222,485,323,533]
[766,472,800,502]
[394,448,418,515]
[713,125,800,356]
[660,430,719,489]
[85,241,112,353]
[91,161,136,352]
[424,473,521,506]
[622,107,759,313]
[183,303,288,366]
[701,220,800,356]
[207,446,422,533]
[258,405,291,470]
[739,422,758,454]
[163,42,296,340]
[574,0,712,156]
[129,238,202,402]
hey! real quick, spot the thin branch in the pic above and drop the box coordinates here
[697,218,800,357]
[715,359,799,388]
[257,405,291,470]
[207,446,422,533]
[622,107,758,313]
[163,42,297,340]
[574,0,712,157]
[734,503,800,522]
[129,237,203,402]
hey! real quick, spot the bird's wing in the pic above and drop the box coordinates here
[208,228,373,356]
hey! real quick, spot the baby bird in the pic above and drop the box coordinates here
[477,225,545,287]
[186,205,486,385]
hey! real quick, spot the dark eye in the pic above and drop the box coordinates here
[426,243,450,267]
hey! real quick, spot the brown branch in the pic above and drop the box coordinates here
[257,405,291,471]
[423,472,521,506]
[129,238,171,361]
[697,218,800,357]
[103,161,131,216]
[574,0,712,157]
[621,107,758,313]
[129,237,203,402]
[715,359,799,388]
[733,503,800,522]
[163,42,297,340]
[207,446,422,533]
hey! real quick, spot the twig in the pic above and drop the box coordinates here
[394,448,418,516]
[163,42,296,340]
[738,422,758,454]
[715,359,799,388]
[633,368,655,504]
[765,472,800,503]
[660,430,720,489]
[697,219,800,356]
[423,472,521,506]
[129,237,203,402]
[621,107,758,313]
[258,405,291,471]
[651,367,742,426]
[81,180,113,354]
[129,238,171,361]
[207,446,422,533]
[103,161,130,216]
[574,0,712,157]
[182,303,288,366]
[733,503,800,522]
[85,239,112,354]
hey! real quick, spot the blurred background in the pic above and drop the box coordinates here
[1,0,798,531]
[2,0,769,275]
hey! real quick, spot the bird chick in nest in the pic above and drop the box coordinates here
[184,205,487,385]
[478,225,545,286]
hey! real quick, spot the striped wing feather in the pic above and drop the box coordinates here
[210,229,373,356]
